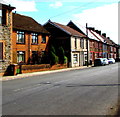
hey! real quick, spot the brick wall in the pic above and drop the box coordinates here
[12,31,49,64]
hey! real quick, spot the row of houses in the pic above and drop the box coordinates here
[0,3,120,76]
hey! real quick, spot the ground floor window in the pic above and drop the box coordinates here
[17,51,25,63]
[84,52,87,61]
[73,54,78,63]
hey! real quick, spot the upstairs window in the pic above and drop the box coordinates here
[17,31,25,44]
[32,33,38,44]
[42,36,46,43]
[0,10,2,24]
[2,9,7,25]
[80,39,84,49]
[0,42,3,60]
[75,38,77,49]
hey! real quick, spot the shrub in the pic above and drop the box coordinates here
[50,51,59,65]
[64,56,68,64]
[58,47,65,64]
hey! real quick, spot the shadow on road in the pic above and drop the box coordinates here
[66,84,120,87]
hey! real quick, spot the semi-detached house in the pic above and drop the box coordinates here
[44,20,89,67]
[12,13,50,64]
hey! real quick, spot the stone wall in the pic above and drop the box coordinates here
[0,11,12,75]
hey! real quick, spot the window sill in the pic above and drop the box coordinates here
[41,42,46,44]
[31,43,38,45]
[16,43,25,44]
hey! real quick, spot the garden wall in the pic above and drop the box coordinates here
[21,64,67,74]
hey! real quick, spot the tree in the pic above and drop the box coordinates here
[58,46,67,64]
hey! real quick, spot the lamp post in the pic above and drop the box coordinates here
[86,23,89,67]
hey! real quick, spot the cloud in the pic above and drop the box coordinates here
[1,0,37,12]
[49,1,63,8]
[28,0,119,2]
[73,3,118,44]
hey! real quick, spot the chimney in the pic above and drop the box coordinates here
[98,30,101,35]
[102,33,106,38]
[107,37,110,39]
[95,30,98,33]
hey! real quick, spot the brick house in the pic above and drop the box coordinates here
[88,28,118,60]
[0,3,15,76]
[12,13,50,64]
[44,20,88,67]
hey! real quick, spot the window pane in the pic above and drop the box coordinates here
[73,54,78,63]
[42,36,46,43]
[17,51,25,63]
[17,31,24,43]
[32,33,38,44]
[0,10,2,16]
[0,10,1,24]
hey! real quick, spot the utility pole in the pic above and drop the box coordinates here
[86,23,89,67]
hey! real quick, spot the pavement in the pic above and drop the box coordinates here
[0,65,92,81]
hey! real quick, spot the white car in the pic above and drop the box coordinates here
[102,58,109,65]
[108,58,115,64]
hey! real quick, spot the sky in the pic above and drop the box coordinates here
[1,0,119,44]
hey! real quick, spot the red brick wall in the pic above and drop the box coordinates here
[11,30,49,64]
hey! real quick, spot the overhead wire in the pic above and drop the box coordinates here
[48,0,98,19]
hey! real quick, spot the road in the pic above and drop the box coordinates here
[2,63,119,115]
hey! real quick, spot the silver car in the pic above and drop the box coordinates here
[108,58,115,64]
[102,58,109,65]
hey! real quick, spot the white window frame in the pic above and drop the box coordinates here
[73,54,78,64]
[17,51,25,63]
[17,31,25,43]
[32,33,38,44]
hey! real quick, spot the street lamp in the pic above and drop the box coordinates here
[86,23,89,67]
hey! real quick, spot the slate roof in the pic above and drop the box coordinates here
[47,21,86,37]
[13,13,49,34]
[67,21,86,35]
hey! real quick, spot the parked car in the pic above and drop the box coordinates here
[94,58,105,66]
[108,58,115,64]
[102,58,109,65]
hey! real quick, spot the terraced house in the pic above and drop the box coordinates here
[66,21,118,63]
[0,4,15,76]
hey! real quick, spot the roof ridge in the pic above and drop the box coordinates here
[52,21,86,37]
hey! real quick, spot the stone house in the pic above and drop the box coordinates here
[11,13,50,64]
[0,3,15,76]
[44,20,88,67]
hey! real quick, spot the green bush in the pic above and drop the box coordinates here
[64,56,68,64]
[50,51,59,65]
[58,47,65,64]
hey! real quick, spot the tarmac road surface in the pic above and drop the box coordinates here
[2,63,119,115]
